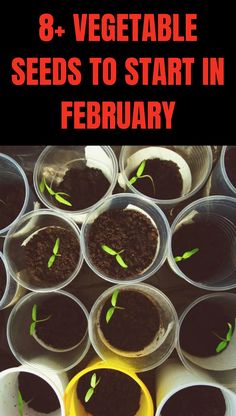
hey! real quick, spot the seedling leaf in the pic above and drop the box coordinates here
[91,373,97,389]
[111,289,119,307]
[53,238,60,256]
[32,304,37,321]
[30,322,36,336]
[216,340,227,353]
[48,254,56,269]
[85,387,94,403]
[136,160,146,178]
[101,244,117,256]
[39,178,45,193]
[226,323,233,342]
[182,248,199,259]
[106,307,115,323]
[18,390,24,416]
[116,254,128,269]
[174,256,182,263]
[44,180,55,196]
[55,193,72,206]
[129,176,137,185]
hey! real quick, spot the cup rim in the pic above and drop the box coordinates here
[0,153,30,235]
[33,145,119,216]
[119,146,213,206]
[220,146,236,194]
[168,195,236,291]
[0,251,12,309]
[3,208,84,292]
[80,193,170,284]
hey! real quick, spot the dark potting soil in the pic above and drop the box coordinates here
[88,209,158,280]
[128,158,183,199]
[54,166,110,210]
[24,226,80,288]
[35,294,87,349]
[225,146,236,187]
[0,258,6,300]
[161,385,226,416]
[172,216,231,282]
[76,369,141,416]
[0,181,25,230]
[180,300,235,357]
[18,372,60,413]
[100,290,160,351]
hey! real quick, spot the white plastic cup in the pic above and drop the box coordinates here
[0,252,25,310]
[155,359,236,415]
[33,146,118,223]
[7,290,90,373]
[0,365,67,415]
[206,146,236,197]
[168,195,236,291]
[81,193,170,284]
[0,153,32,237]
[119,146,213,211]
[3,209,83,292]
[177,293,236,387]
[89,283,178,372]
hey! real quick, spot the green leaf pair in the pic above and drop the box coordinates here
[129,160,156,195]
[39,177,72,207]
[29,304,51,336]
[215,322,233,353]
[84,373,101,403]
[106,288,125,323]
[101,244,128,269]
[48,238,60,269]
[174,248,199,263]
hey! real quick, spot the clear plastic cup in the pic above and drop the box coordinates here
[0,153,31,237]
[0,251,25,310]
[206,146,236,197]
[177,293,236,387]
[168,195,236,291]
[0,365,67,415]
[3,209,83,292]
[7,290,90,373]
[81,193,170,284]
[118,146,213,211]
[155,359,236,416]
[89,283,178,372]
[33,146,118,223]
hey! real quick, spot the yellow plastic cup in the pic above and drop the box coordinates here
[64,359,154,416]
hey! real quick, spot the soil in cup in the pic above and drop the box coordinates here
[0,258,6,300]
[18,371,60,413]
[24,226,80,288]
[179,300,235,357]
[53,165,110,211]
[128,158,183,199]
[172,214,232,283]
[0,180,25,230]
[76,369,141,416]
[160,385,226,416]
[34,294,87,350]
[100,289,160,351]
[88,208,158,280]
[225,147,236,188]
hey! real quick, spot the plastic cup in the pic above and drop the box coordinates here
[118,146,213,211]
[0,153,32,237]
[64,359,154,416]
[0,365,67,415]
[3,209,83,292]
[0,251,25,310]
[7,290,90,373]
[89,283,178,372]
[206,146,236,197]
[168,195,236,291]
[81,193,170,284]
[177,292,236,387]
[33,146,118,223]
[155,359,236,415]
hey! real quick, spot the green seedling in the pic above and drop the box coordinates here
[48,237,61,269]
[17,390,24,416]
[84,373,101,403]
[39,176,72,207]
[214,322,233,353]
[129,160,156,195]
[101,244,128,269]
[174,248,199,263]
[29,304,51,336]
[106,288,125,323]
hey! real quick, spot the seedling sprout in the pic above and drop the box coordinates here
[29,304,51,336]
[214,322,233,353]
[48,238,61,269]
[106,288,125,323]
[175,248,199,263]
[129,160,156,195]
[39,177,72,207]
[84,373,101,403]
[101,244,128,269]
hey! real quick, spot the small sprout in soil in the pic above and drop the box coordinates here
[174,248,199,263]
[101,244,128,269]
[84,373,101,403]
[18,390,24,416]
[129,160,156,195]
[214,322,234,353]
[29,304,51,336]
[39,176,72,207]
[106,288,125,324]
[48,237,61,269]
